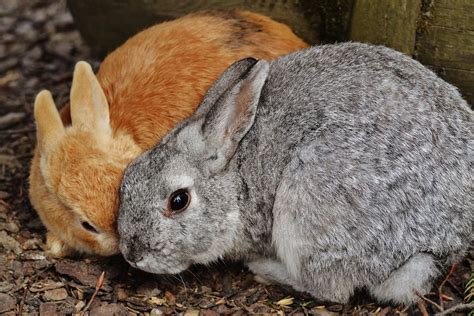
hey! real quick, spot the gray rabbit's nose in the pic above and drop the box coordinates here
[120,236,144,264]
[126,248,144,264]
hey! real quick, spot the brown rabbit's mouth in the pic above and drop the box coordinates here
[95,232,120,256]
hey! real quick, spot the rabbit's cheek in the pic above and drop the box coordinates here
[120,241,190,274]
[96,232,120,256]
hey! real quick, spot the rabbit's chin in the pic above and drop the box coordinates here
[127,253,190,275]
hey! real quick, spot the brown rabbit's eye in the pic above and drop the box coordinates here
[81,221,99,234]
[168,189,190,213]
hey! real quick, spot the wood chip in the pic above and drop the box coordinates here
[30,280,64,293]
[43,288,68,301]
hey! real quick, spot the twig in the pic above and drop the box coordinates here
[400,305,410,313]
[11,265,55,295]
[417,299,429,316]
[81,271,105,315]
[446,279,463,296]
[415,290,443,312]
[0,127,35,134]
[434,303,474,315]
[438,263,457,310]
[18,287,28,315]
[0,199,10,208]
[377,306,392,316]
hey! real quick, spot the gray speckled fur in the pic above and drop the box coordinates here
[118,43,473,305]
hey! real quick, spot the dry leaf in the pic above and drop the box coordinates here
[149,297,166,306]
[276,297,294,306]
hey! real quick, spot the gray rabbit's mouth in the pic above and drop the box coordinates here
[133,253,189,275]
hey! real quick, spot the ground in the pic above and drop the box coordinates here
[0,0,472,315]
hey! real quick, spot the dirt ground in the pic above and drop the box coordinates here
[0,0,472,315]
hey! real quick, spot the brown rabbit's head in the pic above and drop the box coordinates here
[29,62,141,257]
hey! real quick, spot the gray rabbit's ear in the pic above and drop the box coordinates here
[194,57,260,117]
[201,60,270,173]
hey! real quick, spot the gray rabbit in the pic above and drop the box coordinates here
[118,43,473,304]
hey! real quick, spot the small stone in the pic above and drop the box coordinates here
[22,238,42,250]
[43,288,68,301]
[2,33,15,44]
[0,56,17,72]
[0,154,20,171]
[184,310,200,316]
[8,222,19,233]
[25,296,41,310]
[214,304,231,314]
[47,40,73,59]
[54,12,74,30]
[0,222,19,233]
[200,285,212,293]
[23,46,43,63]
[6,42,27,56]
[327,304,344,312]
[75,300,85,312]
[0,230,22,255]
[8,260,21,277]
[25,77,40,89]
[20,252,46,261]
[164,291,176,305]
[15,21,37,41]
[137,281,161,297]
[0,282,14,293]
[0,112,26,129]
[0,191,10,200]
[39,302,58,315]
[201,310,219,316]
[0,16,15,34]
[148,297,165,306]
[0,44,5,60]
[0,0,17,15]
[0,293,16,313]
[150,308,163,316]
[116,287,128,301]
[89,302,128,316]
[32,8,48,23]
[8,75,20,86]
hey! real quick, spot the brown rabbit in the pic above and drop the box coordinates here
[29,10,308,257]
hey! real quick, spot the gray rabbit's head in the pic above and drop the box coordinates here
[118,58,269,274]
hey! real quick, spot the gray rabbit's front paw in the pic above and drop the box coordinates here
[248,259,305,292]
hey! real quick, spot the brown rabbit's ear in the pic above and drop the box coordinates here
[70,61,111,137]
[34,90,65,154]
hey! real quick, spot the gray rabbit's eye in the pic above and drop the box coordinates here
[167,189,190,214]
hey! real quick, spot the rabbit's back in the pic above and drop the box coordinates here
[63,10,307,150]
[242,43,472,265]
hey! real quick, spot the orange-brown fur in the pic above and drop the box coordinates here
[29,10,308,257]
